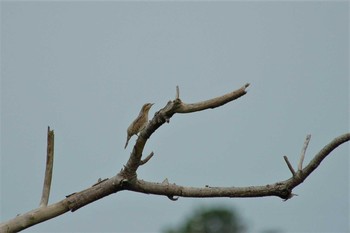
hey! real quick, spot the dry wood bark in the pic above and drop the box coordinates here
[1,83,349,233]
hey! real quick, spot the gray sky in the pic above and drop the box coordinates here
[1,1,349,233]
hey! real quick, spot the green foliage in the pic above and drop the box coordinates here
[163,206,246,233]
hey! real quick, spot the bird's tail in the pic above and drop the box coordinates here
[124,135,131,149]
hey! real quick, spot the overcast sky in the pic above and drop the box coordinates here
[1,1,349,233]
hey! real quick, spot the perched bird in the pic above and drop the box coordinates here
[124,103,154,149]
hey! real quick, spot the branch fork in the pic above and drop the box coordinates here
[120,83,250,182]
[2,83,349,233]
[283,134,312,177]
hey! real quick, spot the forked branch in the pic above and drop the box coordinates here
[1,83,349,233]
[120,83,250,180]
[127,133,349,200]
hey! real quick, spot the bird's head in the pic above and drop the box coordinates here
[142,103,154,112]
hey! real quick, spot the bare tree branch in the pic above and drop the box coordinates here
[120,83,250,181]
[1,84,349,233]
[177,83,250,113]
[298,134,311,171]
[139,152,154,166]
[283,155,296,176]
[296,133,349,185]
[0,175,124,232]
[125,133,349,200]
[39,127,55,207]
[175,85,180,99]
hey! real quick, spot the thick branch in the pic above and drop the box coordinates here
[120,83,250,180]
[126,133,350,200]
[290,133,350,189]
[1,132,348,232]
[177,83,250,113]
[1,201,70,233]
[1,84,348,232]
[129,180,290,199]
[0,175,125,232]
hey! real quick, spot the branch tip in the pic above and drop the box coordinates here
[140,152,154,166]
[298,134,311,171]
[39,127,55,207]
[176,85,180,99]
[283,155,296,176]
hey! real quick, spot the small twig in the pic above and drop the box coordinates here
[283,155,296,176]
[39,126,55,207]
[298,134,311,171]
[176,85,180,99]
[140,152,154,166]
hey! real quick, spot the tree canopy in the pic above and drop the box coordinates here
[163,206,245,233]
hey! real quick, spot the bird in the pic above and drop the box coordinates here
[124,103,154,149]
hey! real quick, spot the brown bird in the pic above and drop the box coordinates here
[124,103,154,149]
